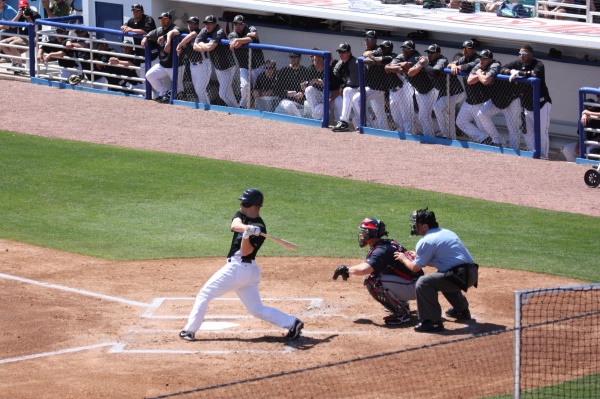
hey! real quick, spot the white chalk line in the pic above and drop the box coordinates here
[0,342,118,364]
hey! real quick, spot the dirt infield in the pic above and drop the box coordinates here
[0,79,594,398]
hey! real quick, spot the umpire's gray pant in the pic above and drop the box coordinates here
[415,272,469,322]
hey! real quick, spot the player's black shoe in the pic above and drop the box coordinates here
[445,308,472,320]
[285,319,304,340]
[414,320,444,333]
[179,330,195,341]
[383,313,410,325]
[332,121,349,132]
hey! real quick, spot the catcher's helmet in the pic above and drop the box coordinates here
[238,188,263,207]
[358,218,388,247]
[410,208,438,236]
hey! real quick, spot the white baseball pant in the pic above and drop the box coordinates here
[215,66,238,108]
[145,63,173,97]
[183,256,297,334]
[415,88,439,137]
[433,92,465,139]
[340,86,359,128]
[190,60,211,104]
[389,82,414,134]
[457,102,488,143]
[304,86,342,122]
[238,65,265,108]
[274,98,303,117]
[352,87,388,130]
[478,98,522,149]
[524,102,552,158]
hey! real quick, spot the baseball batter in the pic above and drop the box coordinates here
[333,218,423,325]
[179,188,304,341]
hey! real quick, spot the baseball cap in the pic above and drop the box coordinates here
[289,53,301,58]
[55,27,66,34]
[425,44,441,53]
[203,15,217,23]
[75,28,86,34]
[336,43,351,53]
[187,16,199,24]
[401,40,415,50]
[96,39,109,47]
[158,12,172,20]
[18,0,28,7]
[380,40,393,49]
[479,49,493,59]
[131,3,143,11]
[363,30,377,39]
[233,15,245,24]
[461,40,475,49]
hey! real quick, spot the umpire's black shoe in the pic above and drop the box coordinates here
[414,320,444,333]
[285,319,304,340]
[445,308,472,320]
[332,121,350,132]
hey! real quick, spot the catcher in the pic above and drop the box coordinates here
[333,218,423,325]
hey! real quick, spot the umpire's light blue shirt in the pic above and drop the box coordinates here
[414,228,474,272]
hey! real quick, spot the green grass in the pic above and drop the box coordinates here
[0,131,598,282]
[484,373,600,398]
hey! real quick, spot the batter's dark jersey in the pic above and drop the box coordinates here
[366,239,424,280]
[196,24,235,70]
[227,211,266,262]
[125,14,158,60]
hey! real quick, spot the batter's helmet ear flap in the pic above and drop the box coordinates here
[238,188,264,207]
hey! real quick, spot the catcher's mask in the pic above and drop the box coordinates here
[238,188,263,208]
[358,218,388,248]
[410,208,438,236]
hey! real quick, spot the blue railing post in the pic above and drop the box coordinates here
[322,51,331,129]
[531,77,541,159]
[358,57,365,134]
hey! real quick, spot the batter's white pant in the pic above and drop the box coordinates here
[215,66,238,108]
[340,86,360,127]
[524,102,552,158]
[353,87,388,130]
[415,88,439,137]
[433,92,465,139]
[457,102,488,143]
[239,65,265,108]
[304,86,343,122]
[190,60,211,104]
[478,98,522,149]
[183,257,297,334]
[146,63,173,97]
[275,98,303,117]
[389,83,414,134]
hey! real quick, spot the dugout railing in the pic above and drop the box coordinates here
[357,57,545,158]
[578,87,600,161]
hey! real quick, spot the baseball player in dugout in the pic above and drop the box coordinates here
[333,218,423,325]
[179,188,304,342]
[394,209,478,333]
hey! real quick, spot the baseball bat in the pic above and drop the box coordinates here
[259,233,298,251]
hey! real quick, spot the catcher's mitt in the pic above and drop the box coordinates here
[333,265,350,281]
[68,74,82,85]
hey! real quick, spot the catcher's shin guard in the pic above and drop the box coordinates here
[364,274,408,314]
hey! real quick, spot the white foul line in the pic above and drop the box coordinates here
[0,273,150,307]
[0,342,118,364]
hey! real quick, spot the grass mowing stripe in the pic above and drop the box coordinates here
[0,131,598,282]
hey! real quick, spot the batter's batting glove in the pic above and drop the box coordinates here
[333,265,350,281]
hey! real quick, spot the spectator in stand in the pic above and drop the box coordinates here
[385,40,418,135]
[121,3,159,74]
[0,3,40,75]
[302,49,342,122]
[359,32,391,130]
[37,27,80,80]
[228,14,266,109]
[501,45,552,158]
[477,58,523,150]
[0,0,17,23]
[40,0,69,18]
[141,12,178,103]
[563,95,600,162]
[423,44,465,140]
[274,52,309,117]
[409,44,439,137]
[457,49,500,146]
[332,43,360,132]
[193,15,237,108]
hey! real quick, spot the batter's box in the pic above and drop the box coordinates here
[142,297,324,319]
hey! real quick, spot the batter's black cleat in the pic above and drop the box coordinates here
[285,319,304,340]
[179,330,195,341]
[445,308,472,320]
[332,121,350,132]
[414,320,444,333]
[384,313,410,325]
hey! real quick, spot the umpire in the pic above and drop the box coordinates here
[394,209,477,332]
